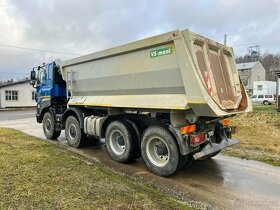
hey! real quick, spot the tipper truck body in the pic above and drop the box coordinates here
[30,29,252,176]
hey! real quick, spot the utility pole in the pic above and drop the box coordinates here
[224,34,227,46]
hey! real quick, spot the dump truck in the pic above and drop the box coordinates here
[30,29,252,176]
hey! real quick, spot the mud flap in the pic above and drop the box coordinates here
[193,138,239,160]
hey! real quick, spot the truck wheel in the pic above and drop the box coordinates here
[42,112,61,139]
[105,120,137,163]
[141,126,179,176]
[65,116,85,148]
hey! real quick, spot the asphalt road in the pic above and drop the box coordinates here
[0,110,280,210]
[0,108,36,121]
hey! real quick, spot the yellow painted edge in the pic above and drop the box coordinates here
[188,101,207,105]
[40,96,51,99]
[68,102,188,110]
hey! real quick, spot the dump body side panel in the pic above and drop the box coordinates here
[67,43,184,103]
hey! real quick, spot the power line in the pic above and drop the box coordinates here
[232,39,280,47]
[0,43,82,56]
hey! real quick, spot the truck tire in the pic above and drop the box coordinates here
[141,126,179,176]
[125,119,141,159]
[42,112,61,139]
[105,120,137,163]
[65,116,85,148]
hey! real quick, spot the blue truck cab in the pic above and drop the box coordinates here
[30,62,67,138]
[33,62,67,103]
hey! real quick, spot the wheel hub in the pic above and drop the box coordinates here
[69,124,77,140]
[110,130,126,155]
[45,119,51,132]
[155,141,168,156]
[146,137,169,167]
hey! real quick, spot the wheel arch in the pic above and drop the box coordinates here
[100,114,151,139]
[62,107,84,129]
[37,107,51,123]
[100,115,121,138]
[37,99,51,123]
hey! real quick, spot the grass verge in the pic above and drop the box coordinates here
[0,128,192,210]
[222,105,280,166]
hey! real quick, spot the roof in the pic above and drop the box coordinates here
[236,61,259,70]
[0,79,31,88]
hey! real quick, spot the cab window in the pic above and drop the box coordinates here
[38,68,46,84]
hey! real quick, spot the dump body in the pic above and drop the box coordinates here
[58,29,251,117]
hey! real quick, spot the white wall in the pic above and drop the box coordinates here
[251,62,266,86]
[253,81,276,95]
[238,62,266,95]
[0,82,36,108]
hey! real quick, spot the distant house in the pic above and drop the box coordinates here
[0,80,36,109]
[236,61,266,95]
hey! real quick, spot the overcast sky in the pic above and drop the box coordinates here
[1,0,280,80]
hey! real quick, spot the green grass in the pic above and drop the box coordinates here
[222,105,280,166]
[0,128,192,210]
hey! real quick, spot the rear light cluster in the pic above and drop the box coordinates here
[180,124,196,134]
[180,124,206,147]
[220,119,230,126]
[220,119,238,135]
[229,126,237,134]
[180,119,237,147]
[190,133,206,147]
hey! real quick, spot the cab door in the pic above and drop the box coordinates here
[36,63,53,103]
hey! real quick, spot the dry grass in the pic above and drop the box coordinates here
[223,105,280,166]
[0,128,192,210]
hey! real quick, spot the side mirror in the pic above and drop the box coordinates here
[30,70,36,80]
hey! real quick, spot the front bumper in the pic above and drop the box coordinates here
[36,114,42,123]
[193,138,239,160]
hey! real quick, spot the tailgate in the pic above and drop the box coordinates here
[191,32,242,110]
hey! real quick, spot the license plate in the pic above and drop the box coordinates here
[208,131,214,137]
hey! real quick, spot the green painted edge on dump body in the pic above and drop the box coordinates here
[150,47,173,58]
